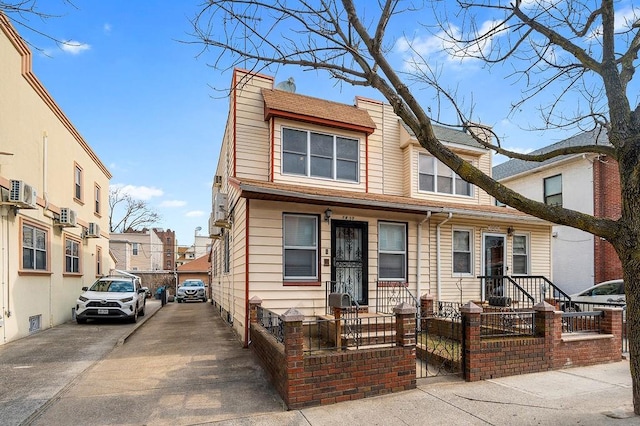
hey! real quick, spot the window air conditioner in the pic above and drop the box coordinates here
[58,208,77,227]
[7,180,37,209]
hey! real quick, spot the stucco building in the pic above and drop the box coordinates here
[0,14,112,344]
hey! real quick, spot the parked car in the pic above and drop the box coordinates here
[563,279,625,311]
[75,274,146,323]
[176,279,207,303]
[141,287,152,299]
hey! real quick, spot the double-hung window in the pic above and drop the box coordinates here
[283,214,318,280]
[378,222,407,281]
[74,164,83,201]
[65,237,81,274]
[282,128,359,182]
[419,154,472,197]
[94,184,101,215]
[132,243,139,255]
[22,223,48,271]
[512,234,529,275]
[453,230,472,274]
[544,174,562,207]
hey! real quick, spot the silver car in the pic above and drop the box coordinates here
[176,279,207,303]
[563,279,625,311]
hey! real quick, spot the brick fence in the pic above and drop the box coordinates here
[248,297,416,409]
[460,301,623,381]
[249,297,622,408]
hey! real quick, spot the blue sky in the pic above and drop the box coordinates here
[8,1,638,246]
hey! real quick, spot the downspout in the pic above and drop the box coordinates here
[436,212,453,302]
[1,205,9,343]
[43,132,53,327]
[416,212,431,300]
[244,199,250,347]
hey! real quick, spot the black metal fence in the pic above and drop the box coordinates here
[302,314,396,354]
[480,310,536,338]
[256,306,284,343]
[561,310,603,333]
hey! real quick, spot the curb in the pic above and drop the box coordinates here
[116,302,164,346]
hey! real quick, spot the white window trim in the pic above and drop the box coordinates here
[283,213,319,280]
[378,221,408,282]
[281,126,360,183]
[418,153,474,198]
[511,233,531,276]
[452,228,474,277]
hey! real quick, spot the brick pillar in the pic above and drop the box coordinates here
[248,296,262,324]
[597,307,623,358]
[420,294,435,317]
[534,301,557,369]
[281,308,304,408]
[394,302,417,347]
[460,301,483,382]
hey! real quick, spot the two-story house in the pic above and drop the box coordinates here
[209,69,553,344]
[493,129,621,294]
[0,14,112,344]
[109,229,163,271]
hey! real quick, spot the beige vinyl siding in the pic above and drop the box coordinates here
[229,198,248,338]
[358,98,384,194]
[273,118,368,191]
[234,72,273,180]
[476,152,494,205]
[427,218,552,303]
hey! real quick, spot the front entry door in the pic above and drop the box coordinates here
[331,221,368,305]
[482,233,506,299]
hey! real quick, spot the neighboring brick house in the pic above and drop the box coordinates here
[493,129,622,294]
[0,14,112,344]
[208,69,554,345]
[154,228,176,271]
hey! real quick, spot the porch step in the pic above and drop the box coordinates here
[341,329,396,347]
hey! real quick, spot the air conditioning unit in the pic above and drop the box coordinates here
[57,208,77,227]
[208,213,222,238]
[86,222,100,238]
[7,180,37,209]
[214,192,228,222]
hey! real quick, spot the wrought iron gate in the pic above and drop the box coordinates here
[416,301,463,378]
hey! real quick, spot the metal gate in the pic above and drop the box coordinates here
[416,301,463,378]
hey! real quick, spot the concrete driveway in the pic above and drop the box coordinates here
[27,301,286,425]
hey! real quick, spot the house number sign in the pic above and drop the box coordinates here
[342,216,355,221]
[486,226,502,232]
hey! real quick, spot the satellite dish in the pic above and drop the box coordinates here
[275,77,296,93]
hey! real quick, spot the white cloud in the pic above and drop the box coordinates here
[103,23,112,34]
[185,210,205,218]
[112,183,163,200]
[159,200,187,208]
[59,40,91,55]
[395,20,507,72]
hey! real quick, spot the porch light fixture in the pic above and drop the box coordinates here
[507,226,514,236]
[324,208,332,222]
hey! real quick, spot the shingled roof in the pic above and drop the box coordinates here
[229,177,546,223]
[401,122,486,150]
[493,128,610,181]
[262,88,376,134]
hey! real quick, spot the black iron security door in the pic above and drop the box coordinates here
[331,220,368,305]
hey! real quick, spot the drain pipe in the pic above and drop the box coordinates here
[416,212,431,300]
[436,212,453,301]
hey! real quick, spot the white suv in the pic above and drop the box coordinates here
[75,275,146,323]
